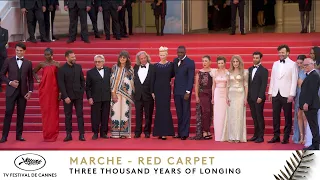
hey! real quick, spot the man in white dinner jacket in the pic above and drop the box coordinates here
[267,44,298,144]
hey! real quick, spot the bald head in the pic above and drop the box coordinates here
[303,58,315,73]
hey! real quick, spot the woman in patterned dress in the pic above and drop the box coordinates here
[190,55,213,140]
[110,51,135,138]
[222,55,248,143]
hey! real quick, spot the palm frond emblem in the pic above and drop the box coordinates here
[274,150,314,180]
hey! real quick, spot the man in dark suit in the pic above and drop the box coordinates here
[230,0,245,35]
[133,51,155,138]
[44,0,59,40]
[173,46,195,140]
[58,50,86,142]
[86,55,111,140]
[88,0,101,38]
[0,18,8,92]
[247,51,268,143]
[0,43,34,143]
[98,0,123,40]
[20,0,50,42]
[299,58,320,150]
[64,0,91,43]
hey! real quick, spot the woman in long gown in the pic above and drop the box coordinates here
[211,56,229,141]
[190,55,213,140]
[292,55,307,144]
[110,50,134,138]
[222,55,248,143]
[152,46,174,140]
[33,48,60,142]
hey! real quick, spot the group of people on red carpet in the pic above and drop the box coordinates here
[0,42,319,150]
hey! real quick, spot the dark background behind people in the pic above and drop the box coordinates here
[0,18,8,92]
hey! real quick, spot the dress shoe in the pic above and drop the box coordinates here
[181,136,187,140]
[121,35,128,38]
[255,138,264,143]
[41,38,51,42]
[83,40,90,43]
[0,137,7,143]
[66,39,75,44]
[230,32,235,35]
[92,133,98,140]
[303,144,319,150]
[29,38,37,43]
[95,35,101,38]
[281,139,289,144]
[52,36,59,40]
[16,137,26,141]
[116,37,121,40]
[105,36,110,40]
[79,134,86,141]
[268,137,280,143]
[129,33,133,35]
[248,136,257,141]
[241,32,246,35]
[63,134,72,142]
[134,134,141,138]
[145,134,150,138]
[173,135,181,138]
[100,134,109,139]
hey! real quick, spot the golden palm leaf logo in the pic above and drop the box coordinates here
[274,150,315,180]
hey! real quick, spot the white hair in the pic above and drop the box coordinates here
[94,54,105,62]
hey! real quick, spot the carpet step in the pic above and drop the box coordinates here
[6,46,312,55]
[0,123,280,135]
[0,106,290,119]
[0,98,278,109]
[0,114,289,126]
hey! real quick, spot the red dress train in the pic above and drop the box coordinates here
[39,65,59,141]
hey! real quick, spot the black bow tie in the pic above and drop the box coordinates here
[97,68,103,71]
[280,60,285,63]
[16,58,24,61]
[141,65,146,68]
[306,73,309,76]
[253,65,259,68]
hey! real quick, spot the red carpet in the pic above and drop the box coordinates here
[0,33,319,150]
[0,132,304,150]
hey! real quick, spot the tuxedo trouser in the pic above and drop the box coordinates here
[44,8,56,39]
[63,98,85,134]
[68,5,89,41]
[26,5,46,39]
[2,88,26,138]
[304,109,320,148]
[88,3,99,36]
[134,99,154,135]
[125,4,133,34]
[174,95,191,137]
[272,92,292,139]
[248,99,265,138]
[0,55,5,84]
[231,1,245,33]
[91,101,110,135]
[102,4,120,37]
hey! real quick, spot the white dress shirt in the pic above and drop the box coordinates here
[178,55,187,67]
[138,63,149,84]
[97,68,104,78]
[251,63,260,80]
[16,55,23,69]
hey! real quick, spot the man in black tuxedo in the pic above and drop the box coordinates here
[98,0,123,40]
[58,50,86,142]
[247,51,268,143]
[88,0,101,38]
[299,58,320,150]
[44,0,59,40]
[20,0,50,42]
[0,43,34,143]
[133,51,155,138]
[86,55,111,140]
[230,0,245,35]
[64,0,91,43]
[0,18,8,92]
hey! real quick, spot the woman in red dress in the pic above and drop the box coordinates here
[33,48,60,141]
